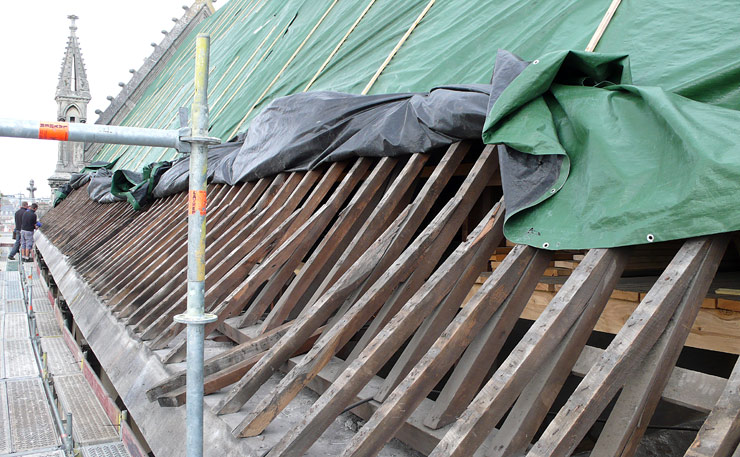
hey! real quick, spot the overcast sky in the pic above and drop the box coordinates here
[0,1,223,199]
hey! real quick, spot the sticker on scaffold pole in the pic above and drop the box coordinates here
[38,122,69,141]
[188,190,207,216]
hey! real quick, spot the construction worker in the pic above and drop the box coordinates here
[20,203,40,262]
[7,201,28,261]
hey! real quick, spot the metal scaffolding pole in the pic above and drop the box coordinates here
[173,33,218,457]
[0,118,183,149]
[0,33,219,457]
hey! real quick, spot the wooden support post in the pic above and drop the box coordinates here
[265,203,506,456]
[421,248,628,457]
[592,234,729,457]
[527,237,713,457]
[230,144,499,437]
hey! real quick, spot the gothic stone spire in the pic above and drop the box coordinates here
[49,14,92,192]
[56,14,91,107]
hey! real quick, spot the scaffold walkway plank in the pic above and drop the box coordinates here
[31,298,53,314]
[17,450,65,457]
[5,300,26,315]
[80,442,133,457]
[5,281,22,301]
[13,450,64,457]
[35,314,61,338]
[0,382,10,454]
[54,374,119,445]
[4,313,29,340]
[4,339,37,379]
[32,288,47,302]
[40,338,79,376]
[6,378,59,453]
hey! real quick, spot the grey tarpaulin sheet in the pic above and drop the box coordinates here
[491,50,563,218]
[87,169,124,204]
[152,85,492,197]
[152,140,242,198]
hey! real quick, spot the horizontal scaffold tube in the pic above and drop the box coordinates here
[0,118,180,149]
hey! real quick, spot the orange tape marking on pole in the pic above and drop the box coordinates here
[188,190,207,216]
[38,122,69,141]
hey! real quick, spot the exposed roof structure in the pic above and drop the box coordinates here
[35,0,740,456]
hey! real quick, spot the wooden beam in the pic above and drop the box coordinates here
[265,202,505,456]
[231,144,499,437]
[135,170,315,336]
[486,254,626,457]
[304,149,450,318]
[211,142,470,415]
[235,162,351,328]
[160,158,371,361]
[426,248,628,457]
[156,328,323,407]
[686,334,740,455]
[145,322,295,401]
[337,245,550,457]
[592,235,729,457]
[528,237,713,457]
[259,157,402,332]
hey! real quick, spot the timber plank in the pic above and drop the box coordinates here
[230,144,499,437]
[211,142,472,416]
[266,203,506,457]
[528,238,712,457]
[426,248,629,457]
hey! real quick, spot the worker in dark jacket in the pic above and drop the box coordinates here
[20,203,40,262]
[7,201,28,261]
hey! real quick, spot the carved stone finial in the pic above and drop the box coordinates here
[68,14,79,31]
[26,179,37,199]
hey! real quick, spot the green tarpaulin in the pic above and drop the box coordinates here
[484,50,740,249]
